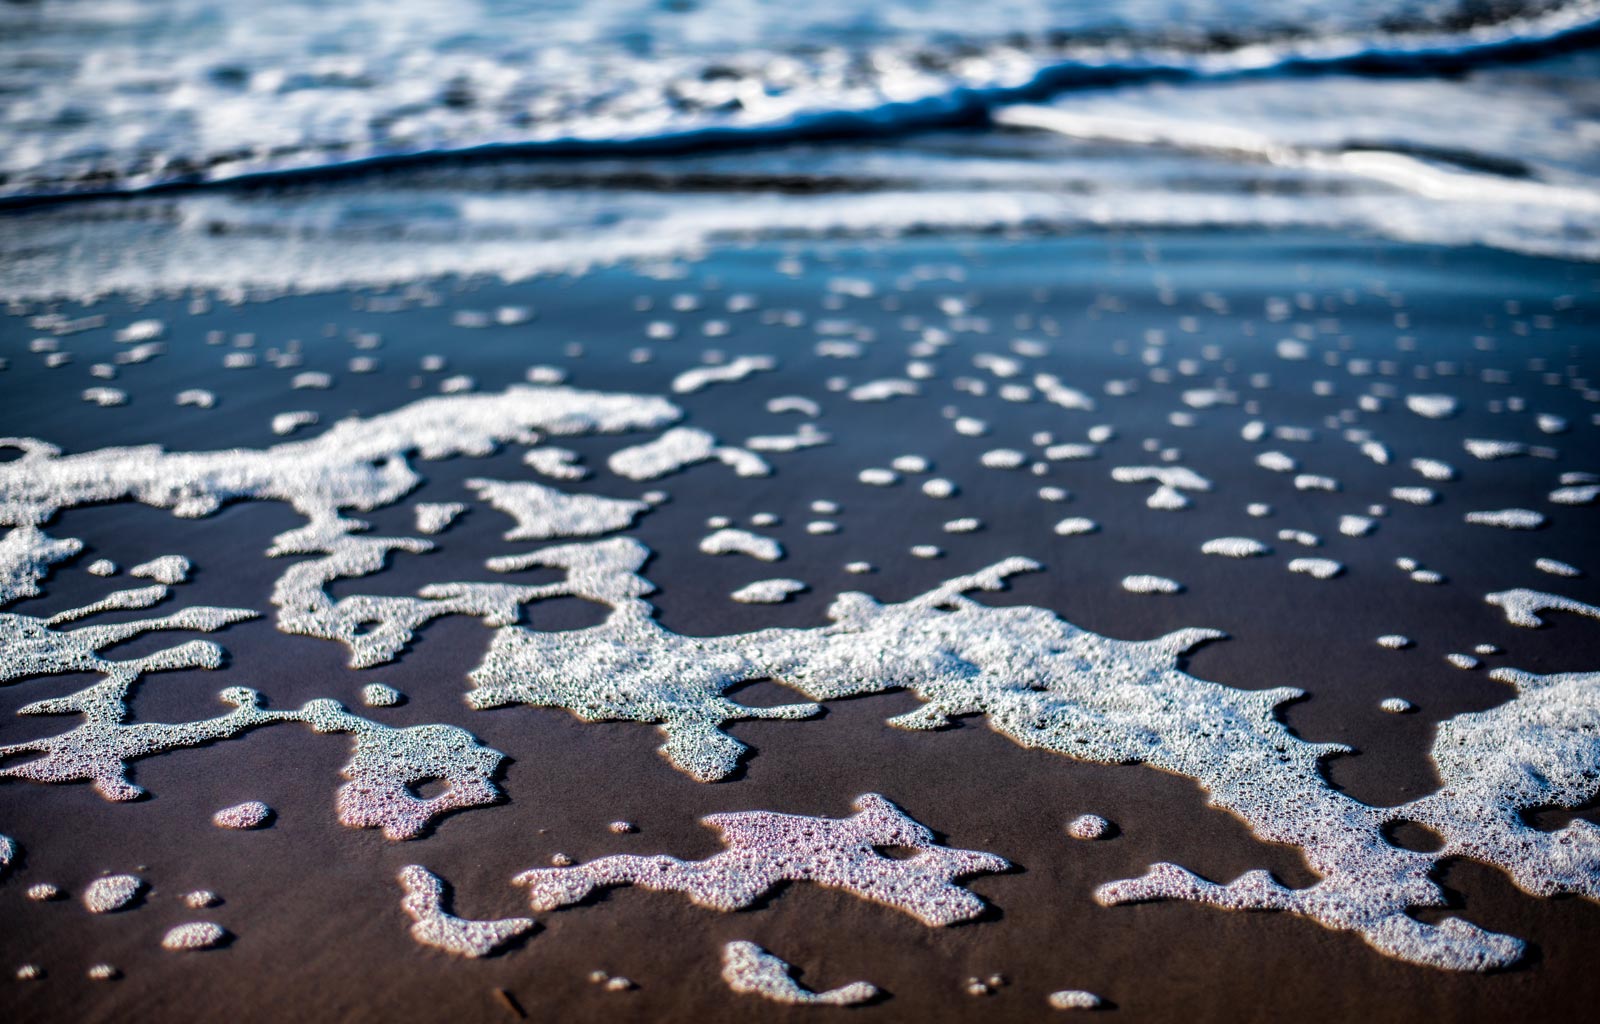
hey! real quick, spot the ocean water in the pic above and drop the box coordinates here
[3,0,1600,300]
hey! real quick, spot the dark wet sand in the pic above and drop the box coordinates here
[2,232,1599,1022]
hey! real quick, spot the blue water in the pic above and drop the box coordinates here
[2,0,1599,296]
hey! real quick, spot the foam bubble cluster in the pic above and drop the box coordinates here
[212,801,272,830]
[83,875,142,913]
[398,865,534,958]
[721,941,878,1006]
[731,579,807,604]
[516,794,1008,927]
[161,922,228,951]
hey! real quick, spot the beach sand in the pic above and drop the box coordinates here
[2,230,1599,1022]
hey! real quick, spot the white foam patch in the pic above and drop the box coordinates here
[1486,589,1600,629]
[490,551,1580,970]
[1405,394,1459,419]
[522,447,589,481]
[83,875,142,913]
[363,683,404,707]
[212,800,271,829]
[414,502,467,535]
[1465,438,1528,460]
[1411,458,1457,481]
[468,543,821,782]
[672,356,776,395]
[1054,518,1098,536]
[272,411,318,437]
[1067,814,1111,840]
[1340,515,1376,537]
[1048,990,1103,1010]
[1036,375,1095,411]
[607,427,770,481]
[721,941,878,1006]
[1550,484,1600,506]
[0,525,81,605]
[1537,558,1582,578]
[1288,558,1343,579]
[1391,486,1437,506]
[700,530,784,562]
[1201,537,1270,558]
[517,794,1007,927]
[0,386,677,527]
[467,478,648,541]
[766,396,820,417]
[731,579,807,605]
[849,379,919,402]
[745,423,830,453]
[1464,509,1546,530]
[399,865,534,958]
[1112,466,1211,511]
[130,555,190,584]
[1122,574,1183,594]
[161,922,228,951]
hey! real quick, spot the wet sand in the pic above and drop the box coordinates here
[2,231,1599,1022]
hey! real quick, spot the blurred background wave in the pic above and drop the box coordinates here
[3,0,1599,297]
